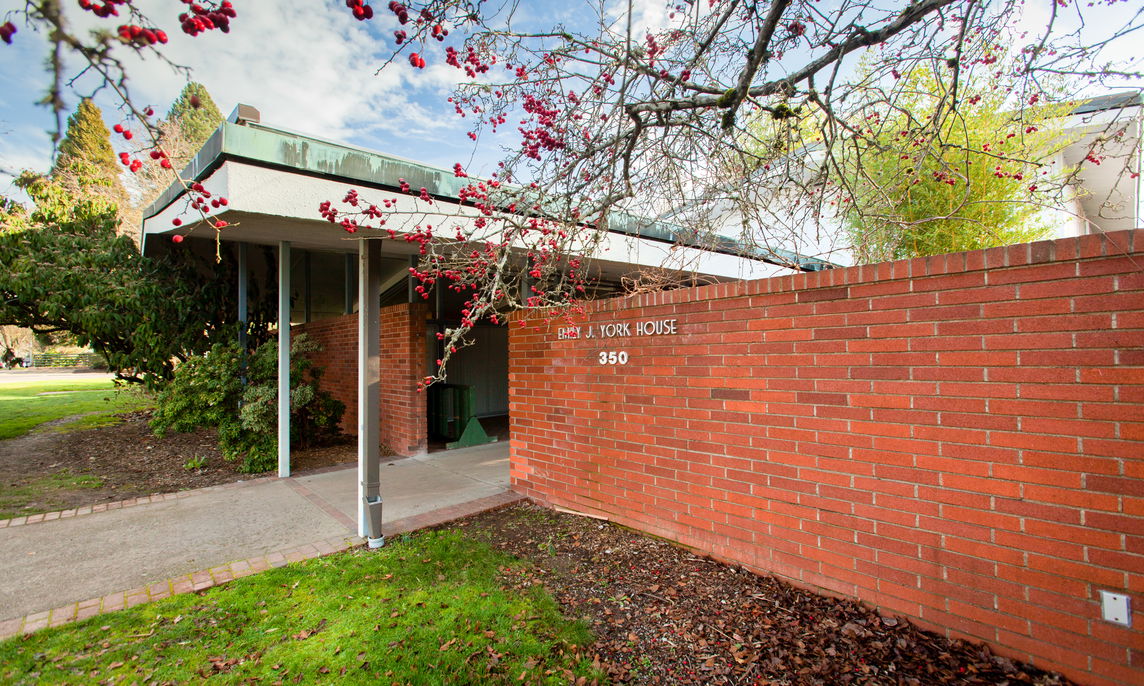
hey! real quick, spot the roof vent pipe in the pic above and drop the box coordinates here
[228,103,261,126]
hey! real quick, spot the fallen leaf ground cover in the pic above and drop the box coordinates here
[456,504,1073,686]
[0,529,600,685]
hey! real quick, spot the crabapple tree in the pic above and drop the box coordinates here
[6,0,1142,380]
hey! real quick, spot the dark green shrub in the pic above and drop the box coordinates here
[150,343,245,435]
[151,334,344,473]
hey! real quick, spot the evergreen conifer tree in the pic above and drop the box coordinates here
[51,98,126,205]
[166,82,223,149]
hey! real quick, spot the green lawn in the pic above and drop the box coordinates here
[0,379,151,441]
[0,471,104,520]
[0,531,602,685]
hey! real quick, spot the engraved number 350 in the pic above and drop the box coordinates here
[598,351,629,365]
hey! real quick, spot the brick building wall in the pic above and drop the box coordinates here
[294,302,429,456]
[509,230,1144,686]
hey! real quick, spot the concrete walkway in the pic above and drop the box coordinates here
[0,442,517,636]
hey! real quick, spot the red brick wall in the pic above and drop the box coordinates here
[294,302,429,456]
[509,230,1144,686]
[378,303,430,455]
[293,316,357,434]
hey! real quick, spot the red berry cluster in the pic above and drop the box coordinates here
[178,0,236,37]
[346,0,374,21]
[321,195,389,234]
[644,33,661,67]
[591,71,615,95]
[409,52,426,69]
[170,182,229,242]
[171,182,229,227]
[317,175,591,377]
[118,151,142,172]
[430,23,448,41]
[77,0,128,19]
[930,170,959,186]
[518,94,566,160]
[117,24,169,46]
[388,1,409,24]
[113,118,174,174]
[444,46,492,78]
[0,21,15,44]
[149,148,173,169]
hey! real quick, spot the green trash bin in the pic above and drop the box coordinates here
[428,383,497,449]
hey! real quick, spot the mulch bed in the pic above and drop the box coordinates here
[0,411,354,515]
[456,503,1073,686]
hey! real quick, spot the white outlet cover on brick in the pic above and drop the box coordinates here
[1099,591,1132,626]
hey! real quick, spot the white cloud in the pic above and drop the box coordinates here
[4,0,481,167]
[98,0,465,141]
[603,0,673,38]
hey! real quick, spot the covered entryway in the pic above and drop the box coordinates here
[425,286,510,450]
[139,107,793,543]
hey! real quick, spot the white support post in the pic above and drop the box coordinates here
[358,239,384,546]
[278,241,291,478]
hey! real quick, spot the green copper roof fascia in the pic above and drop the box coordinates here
[141,126,223,222]
[603,210,834,270]
[140,121,835,271]
[142,121,472,221]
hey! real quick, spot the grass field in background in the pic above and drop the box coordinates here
[0,379,151,441]
[0,531,601,685]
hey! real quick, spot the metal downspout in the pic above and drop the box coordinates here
[358,239,384,547]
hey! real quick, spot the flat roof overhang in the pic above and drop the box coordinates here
[141,120,833,274]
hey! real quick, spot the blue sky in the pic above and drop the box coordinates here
[1,0,1140,205]
[0,0,576,200]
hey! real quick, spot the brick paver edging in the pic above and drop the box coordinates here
[0,475,279,529]
[0,460,413,529]
[0,489,524,641]
[0,534,361,641]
